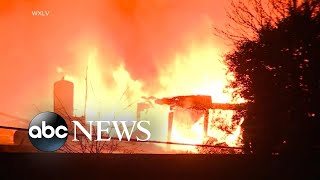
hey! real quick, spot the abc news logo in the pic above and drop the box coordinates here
[28,112,151,152]
[28,112,68,152]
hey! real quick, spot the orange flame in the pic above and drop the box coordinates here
[59,40,244,153]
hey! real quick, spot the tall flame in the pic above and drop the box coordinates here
[60,40,244,153]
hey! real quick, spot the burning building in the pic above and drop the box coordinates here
[138,95,246,146]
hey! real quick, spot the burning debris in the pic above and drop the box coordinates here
[137,95,246,152]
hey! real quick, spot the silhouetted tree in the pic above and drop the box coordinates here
[220,0,320,155]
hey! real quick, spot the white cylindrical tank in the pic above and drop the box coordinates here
[53,77,74,118]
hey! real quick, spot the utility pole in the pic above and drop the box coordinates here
[84,65,88,119]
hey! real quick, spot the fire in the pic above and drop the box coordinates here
[171,112,204,144]
[59,39,244,153]
[63,48,145,121]
[156,42,233,103]
[156,41,244,152]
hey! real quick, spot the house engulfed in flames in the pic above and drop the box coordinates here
[53,76,247,153]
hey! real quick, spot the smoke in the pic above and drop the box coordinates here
[0,0,227,119]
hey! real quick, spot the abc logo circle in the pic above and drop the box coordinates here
[28,112,68,152]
